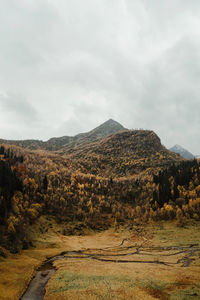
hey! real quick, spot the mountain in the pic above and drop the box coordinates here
[85,118,125,138]
[0,120,183,178]
[169,144,195,159]
[0,124,186,253]
[60,130,183,178]
[0,138,44,150]
[0,119,125,151]
[47,119,125,150]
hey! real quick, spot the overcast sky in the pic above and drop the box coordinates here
[0,0,200,154]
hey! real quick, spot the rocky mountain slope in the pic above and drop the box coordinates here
[0,119,125,151]
[48,119,125,151]
[170,144,195,159]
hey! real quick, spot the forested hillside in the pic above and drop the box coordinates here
[151,159,200,224]
[0,126,199,254]
[59,130,183,177]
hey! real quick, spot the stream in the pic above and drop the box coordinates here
[20,244,200,300]
[20,253,76,300]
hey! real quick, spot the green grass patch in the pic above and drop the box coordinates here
[49,272,136,294]
[137,278,168,290]
[170,285,200,300]
[134,278,170,299]
[151,222,200,247]
[49,271,170,298]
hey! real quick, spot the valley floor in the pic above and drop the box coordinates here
[0,219,200,300]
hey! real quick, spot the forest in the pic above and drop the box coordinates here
[0,143,200,253]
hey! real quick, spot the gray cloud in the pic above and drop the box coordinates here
[0,92,38,121]
[0,0,200,153]
[0,91,39,139]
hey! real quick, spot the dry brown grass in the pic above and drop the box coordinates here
[0,216,68,300]
[0,221,200,300]
[45,222,200,300]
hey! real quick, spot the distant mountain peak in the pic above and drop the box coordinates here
[173,144,185,151]
[89,119,125,136]
[96,118,124,127]
[170,144,195,159]
[174,144,183,149]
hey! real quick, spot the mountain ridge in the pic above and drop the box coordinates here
[59,129,183,178]
[0,120,184,177]
[0,119,125,151]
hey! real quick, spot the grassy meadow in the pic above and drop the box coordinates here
[0,219,200,300]
[45,221,200,300]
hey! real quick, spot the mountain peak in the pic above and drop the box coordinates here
[89,119,125,137]
[95,118,125,130]
[104,118,120,125]
[170,144,195,159]
[173,144,185,151]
